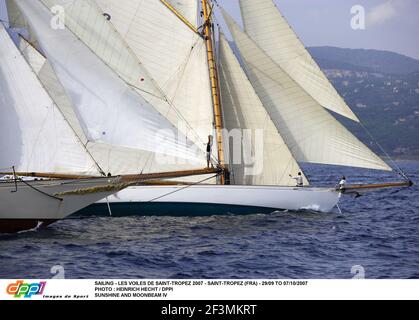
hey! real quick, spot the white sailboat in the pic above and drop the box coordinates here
[0,0,218,233]
[0,21,129,233]
[3,0,412,219]
[90,0,410,216]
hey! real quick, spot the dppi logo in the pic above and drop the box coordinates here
[6,280,46,298]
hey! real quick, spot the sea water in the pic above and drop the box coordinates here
[0,161,418,279]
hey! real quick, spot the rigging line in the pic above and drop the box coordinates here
[89,0,207,144]
[36,1,164,102]
[164,40,210,147]
[159,0,200,35]
[18,178,64,202]
[146,174,220,203]
[358,120,410,180]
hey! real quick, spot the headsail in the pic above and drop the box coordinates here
[39,0,163,99]
[239,0,359,122]
[95,0,214,154]
[223,11,391,172]
[219,34,307,186]
[0,24,98,175]
[16,0,204,164]
[18,32,208,177]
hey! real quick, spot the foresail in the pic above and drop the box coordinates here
[95,0,214,155]
[38,0,163,99]
[16,0,204,165]
[0,24,98,175]
[223,12,391,172]
[219,35,307,186]
[239,0,359,122]
[19,35,208,176]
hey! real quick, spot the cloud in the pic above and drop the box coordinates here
[367,1,397,26]
[367,0,411,27]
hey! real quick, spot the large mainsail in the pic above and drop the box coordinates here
[223,11,391,172]
[239,0,359,122]
[0,24,97,175]
[219,34,307,186]
[18,34,206,176]
[95,0,214,154]
[15,0,204,165]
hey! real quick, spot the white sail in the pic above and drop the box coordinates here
[0,24,97,175]
[16,0,204,166]
[5,0,25,28]
[219,34,307,186]
[239,0,359,122]
[34,0,210,157]
[223,12,391,172]
[18,36,45,75]
[19,36,208,176]
[95,0,214,153]
[38,0,163,100]
[165,0,199,26]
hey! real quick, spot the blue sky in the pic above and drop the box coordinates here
[1,0,418,59]
[217,0,419,59]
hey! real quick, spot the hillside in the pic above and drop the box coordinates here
[309,46,419,75]
[308,47,419,158]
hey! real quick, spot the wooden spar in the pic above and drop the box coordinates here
[159,0,199,35]
[201,0,227,185]
[341,180,413,193]
[1,168,221,182]
[120,168,221,183]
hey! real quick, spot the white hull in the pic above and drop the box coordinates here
[0,177,120,233]
[92,185,341,215]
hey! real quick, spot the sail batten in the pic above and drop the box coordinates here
[223,11,391,172]
[239,0,360,122]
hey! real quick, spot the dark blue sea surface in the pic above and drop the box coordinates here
[0,161,418,279]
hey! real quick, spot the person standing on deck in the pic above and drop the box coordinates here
[339,176,347,190]
[206,135,214,168]
[290,172,304,187]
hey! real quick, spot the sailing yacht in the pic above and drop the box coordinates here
[3,0,412,219]
[0,0,218,233]
[0,21,131,233]
[90,0,411,216]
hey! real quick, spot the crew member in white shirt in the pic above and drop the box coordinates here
[290,172,304,187]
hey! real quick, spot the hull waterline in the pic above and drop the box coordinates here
[78,185,341,217]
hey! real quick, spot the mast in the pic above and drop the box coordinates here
[201,0,227,184]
